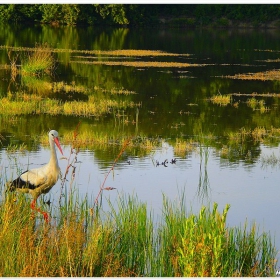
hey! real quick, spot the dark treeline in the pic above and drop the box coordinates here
[0,4,280,26]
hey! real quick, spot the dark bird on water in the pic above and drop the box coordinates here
[6,130,63,222]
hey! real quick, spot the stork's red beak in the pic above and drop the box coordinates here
[54,137,63,155]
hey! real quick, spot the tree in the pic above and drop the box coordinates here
[94,4,129,25]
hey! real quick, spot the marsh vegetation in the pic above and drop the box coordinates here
[1,26,280,276]
[0,192,276,277]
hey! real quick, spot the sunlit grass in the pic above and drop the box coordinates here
[21,43,55,76]
[177,203,276,276]
[39,131,162,156]
[251,127,267,141]
[173,138,197,157]
[52,81,88,94]
[227,126,276,144]
[0,94,140,117]
[6,143,27,154]
[0,192,276,277]
[209,94,231,106]
[0,45,190,57]
[246,97,269,113]
[93,86,136,95]
[71,60,207,68]
[224,69,280,81]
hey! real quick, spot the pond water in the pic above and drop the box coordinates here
[1,24,280,262]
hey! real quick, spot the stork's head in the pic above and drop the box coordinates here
[49,130,63,155]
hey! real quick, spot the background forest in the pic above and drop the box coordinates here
[1,4,280,27]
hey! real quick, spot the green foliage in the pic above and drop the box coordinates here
[39,4,62,24]
[0,4,15,22]
[39,4,80,25]
[0,4,41,23]
[2,4,280,26]
[94,4,129,25]
[61,4,80,25]
[177,203,276,276]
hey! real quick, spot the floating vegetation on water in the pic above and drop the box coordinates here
[209,94,231,106]
[232,92,280,98]
[226,126,280,147]
[221,70,280,81]
[208,92,273,112]
[246,98,269,113]
[173,138,197,157]
[0,93,140,117]
[93,86,136,95]
[70,60,207,68]
[53,81,88,94]
[0,45,191,57]
[38,131,162,156]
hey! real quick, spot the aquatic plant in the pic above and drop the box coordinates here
[7,50,19,81]
[0,45,190,57]
[0,93,140,117]
[177,203,276,276]
[224,69,280,81]
[173,138,196,157]
[71,59,207,68]
[209,94,232,106]
[21,43,55,76]
[0,126,277,276]
[5,143,27,154]
[0,191,276,277]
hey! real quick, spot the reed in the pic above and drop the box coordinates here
[21,43,55,76]
[209,94,232,106]
[0,186,277,276]
[178,203,277,276]
[173,138,196,157]
[0,94,140,117]
[7,50,19,81]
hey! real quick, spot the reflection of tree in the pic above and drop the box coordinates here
[2,26,280,167]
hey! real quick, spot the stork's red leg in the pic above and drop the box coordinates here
[42,212,49,223]
[30,199,36,210]
[30,199,49,223]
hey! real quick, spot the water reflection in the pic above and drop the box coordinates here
[1,25,280,261]
[197,146,211,202]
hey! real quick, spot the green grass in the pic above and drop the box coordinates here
[209,94,232,106]
[0,190,276,277]
[0,93,140,117]
[21,43,55,76]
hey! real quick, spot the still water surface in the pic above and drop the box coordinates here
[1,25,280,262]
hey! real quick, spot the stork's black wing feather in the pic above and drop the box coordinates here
[7,170,37,191]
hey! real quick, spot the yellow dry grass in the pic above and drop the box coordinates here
[71,60,206,68]
[0,45,190,57]
[224,69,280,81]
[209,94,231,106]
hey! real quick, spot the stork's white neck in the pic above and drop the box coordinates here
[49,137,59,168]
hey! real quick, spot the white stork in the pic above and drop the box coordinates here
[6,130,63,222]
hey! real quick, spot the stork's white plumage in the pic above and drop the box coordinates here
[7,130,63,222]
